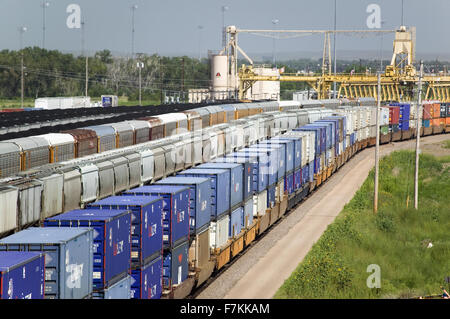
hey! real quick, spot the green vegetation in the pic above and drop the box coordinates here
[443,140,450,149]
[275,150,450,299]
[0,47,209,106]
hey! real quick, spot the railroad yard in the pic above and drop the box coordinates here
[0,0,449,305]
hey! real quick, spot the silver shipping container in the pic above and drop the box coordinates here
[201,132,212,164]
[110,157,130,193]
[15,180,42,227]
[125,153,141,188]
[161,144,176,177]
[11,136,49,171]
[0,142,21,178]
[110,122,134,148]
[39,173,64,220]
[138,149,154,183]
[61,168,82,211]
[192,133,203,166]
[150,146,165,180]
[173,140,186,173]
[78,164,99,205]
[0,186,19,234]
[95,160,115,199]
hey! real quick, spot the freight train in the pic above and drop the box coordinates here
[0,98,448,299]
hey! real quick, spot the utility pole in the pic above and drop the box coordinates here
[181,57,185,102]
[221,6,229,49]
[374,72,381,213]
[42,1,50,49]
[136,53,144,106]
[333,0,337,98]
[131,5,138,58]
[19,26,27,109]
[160,57,163,104]
[414,61,424,210]
[272,19,279,67]
[81,20,88,105]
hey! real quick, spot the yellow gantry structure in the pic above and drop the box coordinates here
[238,65,450,102]
[235,26,450,102]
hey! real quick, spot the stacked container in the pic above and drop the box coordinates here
[0,251,45,299]
[388,106,401,141]
[86,196,163,299]
[0,227,94,299]
[44,209,132,297]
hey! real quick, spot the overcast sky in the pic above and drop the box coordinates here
[0,0,448,60]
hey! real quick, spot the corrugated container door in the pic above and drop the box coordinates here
[16,181,42,228]
[139,149,154,183]
[111,157,130,193]
[39,173,64,220]
[79,164,99,204]
[62,168,82,211]
[95,160,115,199]
[150,147,165,180]
[0,142,21,178]
[173,141,186,172]
[126,153,142,188]
[0,187,19,234]
[161,144,176,176]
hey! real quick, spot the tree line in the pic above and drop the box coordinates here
[0,47,210,102]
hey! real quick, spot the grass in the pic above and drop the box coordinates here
[275,150,450,299]
[443,140,450,149]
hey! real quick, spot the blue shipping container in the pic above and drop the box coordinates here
[214,156,253,200]
[243,148,278,186]
[225,152,268,193]
[44,209,132,290]
[285,172,294,195]
[87,196,163,266]
[124,185,190,248]
[271,136,302,170]
[249,144,286,180]
[131,255,162,299]
[179,168,230,219]
[0,228,93,299]
[294,168,302,190]
[0,251,45,299]
[197,162,244,209]
[163,241,188,289]
[259,139,295,173]
[156,177,211,235]
[92,275,131,299]
[229,206,243,238]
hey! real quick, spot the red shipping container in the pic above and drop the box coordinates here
[431,103,441,119]
[422,103,432,120]
[388,106,400,124]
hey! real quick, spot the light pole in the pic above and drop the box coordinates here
[333,0,337,98]
[198,25,204,60]
[379,20,386,72]
[19,26,27,108]
[272,19,279,67]
[42,1,50,49]
[81,20,88,103]
[221,5,229,49]
[131,5,138,58]
[136,53,144,106]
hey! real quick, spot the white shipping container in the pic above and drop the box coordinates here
[62,169,82,211]
[0,187,19,233]
[139,149,154,183]
[16,181,42,227]
[39,173,64,219]
[79,164,99,204]
[209,214,230,250]
[254,190,268,216]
